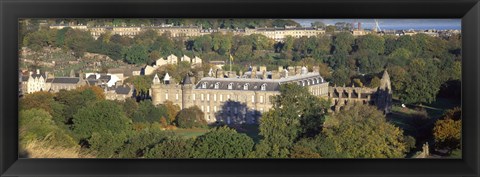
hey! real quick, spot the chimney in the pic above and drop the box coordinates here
[36,69,40,75]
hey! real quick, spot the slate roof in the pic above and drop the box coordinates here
[87,75,97,80]
[183,75,193,85]
[21,76,29,82]
[115,86,131,95]
[195,72,326,92]
[51,77,80,84]
[99,75,112,81]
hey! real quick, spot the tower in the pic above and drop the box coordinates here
[151,74,162,105]
[376,69,392,114]
[181,74,193,109]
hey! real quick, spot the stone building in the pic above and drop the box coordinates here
[105,85,134,101]
[151,65,393,124]
[47,77,87,93]
[245,26,326,42]
[20,69,49,94]
[152,66,330,124]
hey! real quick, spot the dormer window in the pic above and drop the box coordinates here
[202,82,207,89]
[243,83,249,90]
[228,83,233,90]
[214,82,220,89]
[261,84,267,91]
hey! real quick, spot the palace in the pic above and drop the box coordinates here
[151,66,392,125]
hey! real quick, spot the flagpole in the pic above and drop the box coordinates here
[229,54,232,72]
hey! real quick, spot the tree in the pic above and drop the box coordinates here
[193,127,254,158]
[320,104,411,158]
[331,66,351,86]
[433,107,461,152]
[19,109,77,148]
[369,76,381,88]
[132,100,168,123]
[355,34,385,55]
[398,59,441,104]
[71,100,132,140]
[145,136,195,158]
[125,75,152,99]
[116,128,169,158]
[255,84,330,158]
[88,131,127,158]
[55,88,100,124]
[311,21,326,28]
[64,29,95,57]
[333,32,354,54]
[176,106,207,128]
[123,44,149,65]
[23,29,57,51]
[163,101,181,124]
[289,138,321,158]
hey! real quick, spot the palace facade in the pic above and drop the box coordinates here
[151,66,392,125]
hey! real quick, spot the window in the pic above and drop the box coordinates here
[261,83,267,91]
[207,106,210,113]
[165,93,169,100]
[214,106,217,112]
[201,105,204,111]
[214,94,217,101]
[260,96,264,103]
[227,95,231,100]
[252,95,255,103]
[214,82,220,89]
[243,83,249,90]
[234,107,238,114]
[207,94,210,101]
[228,83,233,90]
[202,82,207,88]
[220,94,223,102]
[176,93,179,100]
[193,94,196,101]
[201,94,204,101]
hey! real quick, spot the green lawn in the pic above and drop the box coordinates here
[387,97,461,152]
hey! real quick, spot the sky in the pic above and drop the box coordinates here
[293,19,461,30]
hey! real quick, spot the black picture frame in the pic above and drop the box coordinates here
[1,0,479,176]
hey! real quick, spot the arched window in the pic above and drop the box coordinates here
[228,83,233,90]
[214,82,220,89]
[243,83,249,90]
[261,83,267,91]
[202,82,207,89]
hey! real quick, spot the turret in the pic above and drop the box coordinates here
[181,74,193,109]
[379,69,392,93]
[164,72,170,84]
[153,74,161,85]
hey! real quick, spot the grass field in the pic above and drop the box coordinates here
[387,96,461,153]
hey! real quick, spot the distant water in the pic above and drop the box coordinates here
[293,19,461,30]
